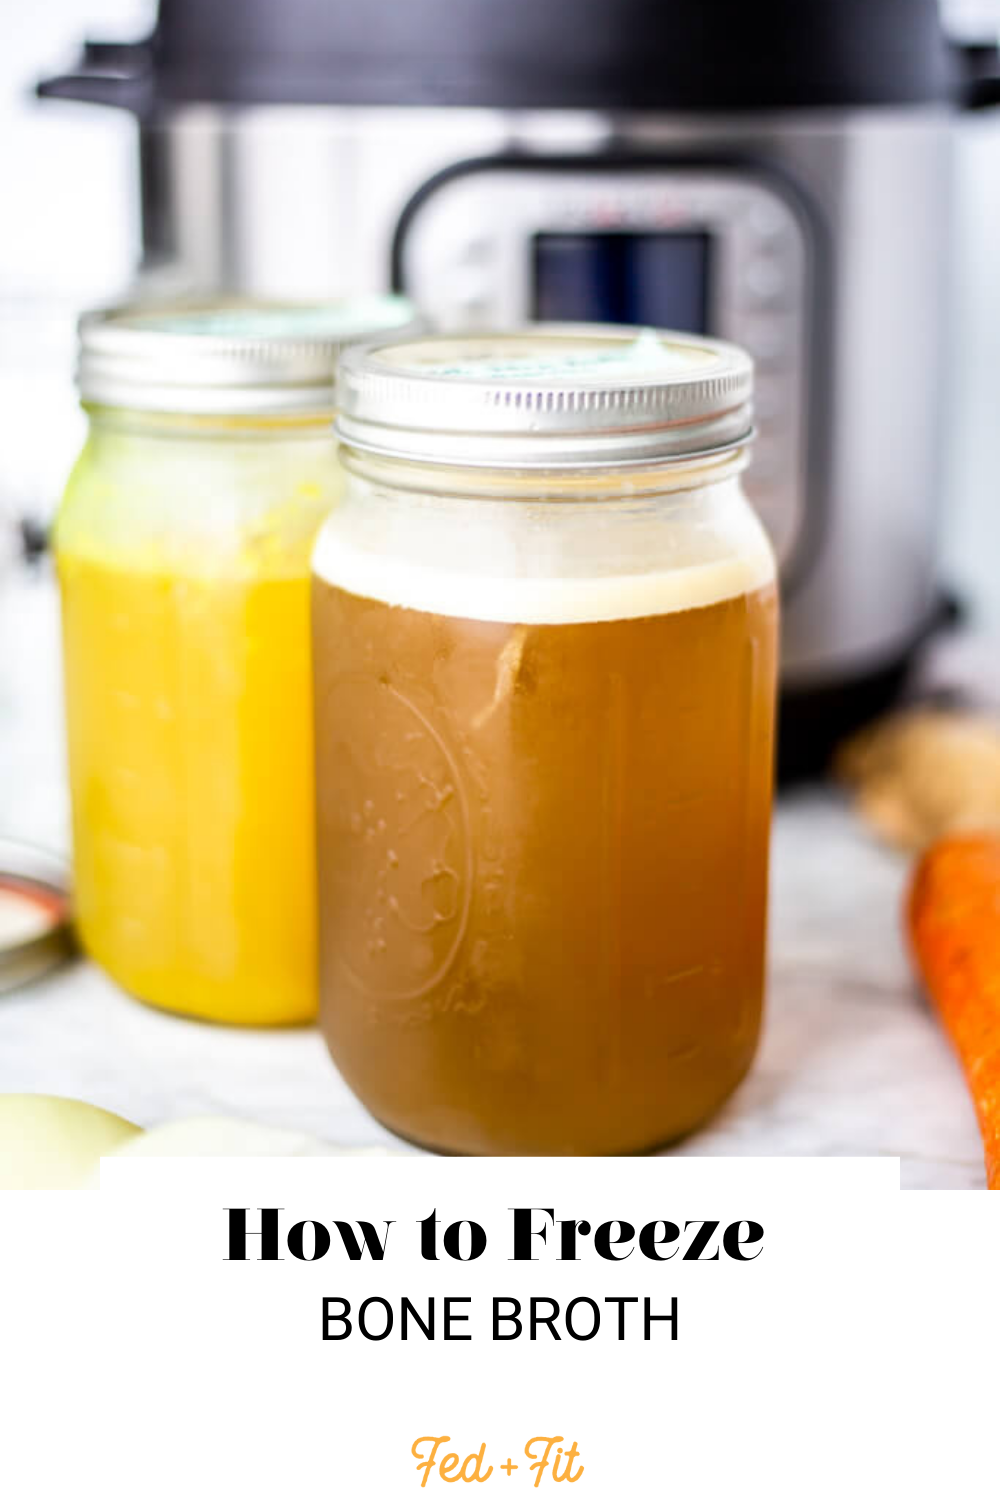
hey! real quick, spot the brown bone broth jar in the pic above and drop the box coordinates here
[312,327,778,1155]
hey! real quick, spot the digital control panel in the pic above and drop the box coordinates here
[397,166,812,574]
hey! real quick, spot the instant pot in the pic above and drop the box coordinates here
[38,0,1000,773]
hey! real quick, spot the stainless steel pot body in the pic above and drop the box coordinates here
[133,104,954,688]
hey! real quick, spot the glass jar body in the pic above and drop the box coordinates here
[55,408,343,1025]
[311,453,779,1153]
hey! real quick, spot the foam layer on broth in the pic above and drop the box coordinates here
[312,522,775,626]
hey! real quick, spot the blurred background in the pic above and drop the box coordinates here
[2,0,1000,839]
[2,0,1000,1183]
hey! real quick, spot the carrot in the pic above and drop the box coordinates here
[907,834,1000,1190]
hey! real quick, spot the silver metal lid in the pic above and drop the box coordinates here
[336,325,754,470]
[0,841,74,994]
[78,296,419,416]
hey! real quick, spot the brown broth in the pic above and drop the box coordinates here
[312,577,778,1154]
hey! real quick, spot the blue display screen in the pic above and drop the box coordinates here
[532,232,712,333]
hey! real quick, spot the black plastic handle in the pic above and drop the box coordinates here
[35,39,152,113]
[957,42,1000,109]
[34,29,1000,115]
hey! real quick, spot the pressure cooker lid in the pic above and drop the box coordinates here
[39,0,961,113]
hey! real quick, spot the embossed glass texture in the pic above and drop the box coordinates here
[312,452,779,1155]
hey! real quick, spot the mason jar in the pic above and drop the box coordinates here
[55,297,415,1025]
[311,326,778,1154]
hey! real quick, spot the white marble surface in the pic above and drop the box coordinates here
[0,567,991,1188]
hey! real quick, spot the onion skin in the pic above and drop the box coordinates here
[0,1096,401,1190]
[0,1094,141,1190]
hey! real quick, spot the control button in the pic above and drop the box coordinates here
[459,238,493,266]
[743,259,788,304]
[748,202,787,240]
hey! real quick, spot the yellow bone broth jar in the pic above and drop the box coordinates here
[56,298,414,1024]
